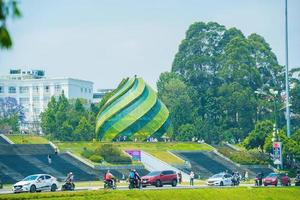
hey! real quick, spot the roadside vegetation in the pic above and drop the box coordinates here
[56,142,213,165]
[6,134,49,144]
[217,147,270,165]
[0,187,299,200]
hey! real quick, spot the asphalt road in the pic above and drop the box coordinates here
[0,184,284,195]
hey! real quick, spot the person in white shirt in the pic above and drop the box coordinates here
[190,171,195,186]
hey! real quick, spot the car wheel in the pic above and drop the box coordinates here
[220,182,224,186]
[155,180,161,187]
[51,184,57,192]
[172,179,177,187]
[30,185,36,193]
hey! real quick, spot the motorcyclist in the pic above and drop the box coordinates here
[134,169,141,188]
[128,169,138,189]
[62,172,75,191]
[66,172,74,184]
[255,172,264,186]
[104,170,115,188]
[295,169,300,186]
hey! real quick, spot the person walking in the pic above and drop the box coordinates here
[189,171,194,186]
[178,172,182,184]
[47,154,52,165]
[245,171,249,181]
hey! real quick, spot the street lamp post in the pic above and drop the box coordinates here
[285,0,291,137]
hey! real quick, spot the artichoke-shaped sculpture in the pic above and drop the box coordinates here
[95,77,170,141]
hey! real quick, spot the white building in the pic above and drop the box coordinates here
[0,69,93,133]
[92,89,114,103]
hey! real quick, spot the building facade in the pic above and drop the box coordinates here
[0,69,93,133]
[92,89,114,103]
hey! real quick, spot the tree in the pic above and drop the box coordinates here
[163,21,285,144]
[74,116,94,141]
[0,0,21,49]
[243,120,273,152]
[264,129,300,163]
[291,82,300,131]
[41,92,96,141]
[157,72,196,139]
[177,123,196,141]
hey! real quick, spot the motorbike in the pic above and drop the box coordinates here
[295,174,300,186]
[61,182,75,191]
[231,175,240,186]
[255,173,263,186]
[129,178,141,189]
[104,179,117,189]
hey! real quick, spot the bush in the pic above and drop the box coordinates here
[218,147,270,165]
[94,144,132,164]
[89,155,104,163]
[81,148,94,159]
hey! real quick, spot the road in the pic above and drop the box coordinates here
[0,184,276,195]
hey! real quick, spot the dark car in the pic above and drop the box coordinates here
[263,173,291,186]
[141,170,178,187]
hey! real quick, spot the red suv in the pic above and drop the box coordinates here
[263,173,291,186]
[141,170,178,187]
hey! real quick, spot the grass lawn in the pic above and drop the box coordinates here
[6,134,49,144]
[0,187,298,200]
[56,142,213,164]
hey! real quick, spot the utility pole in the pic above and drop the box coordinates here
[285,0,291,137]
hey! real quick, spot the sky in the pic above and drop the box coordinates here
[0,0,299,90]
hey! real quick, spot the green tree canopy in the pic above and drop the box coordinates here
[0,0,21,49]
[158,21,286,144]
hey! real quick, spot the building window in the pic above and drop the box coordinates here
[33,108,40,114]
[19,97,29,106]
[33,86,39,93]
[55,85,61,92]
[9,86,16,93]
[44,85,50,93]
[44,97,50,104]
[0,86,3,93]
[19,86,29,94]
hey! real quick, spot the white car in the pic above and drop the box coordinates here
[206,173,232,186]
[13,174,58,193]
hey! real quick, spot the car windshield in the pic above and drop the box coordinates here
[266,173,277,178]
[211,174,223,178]
[23,175,38,181]
[147,171,161,176]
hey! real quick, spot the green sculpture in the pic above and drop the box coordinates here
[96,77,170,141]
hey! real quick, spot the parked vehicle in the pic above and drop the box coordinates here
[207,173,232,186]
[263,173,291,186]
[141,170,178,187]
[13,174,58,193]
[294,174,300,186]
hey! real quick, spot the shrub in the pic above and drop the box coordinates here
[81,148,94,159]
[94,144,132,164]
[218,147,270,165]
[89,155,104,163]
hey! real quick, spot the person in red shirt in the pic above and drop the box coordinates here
[104,170,115,188]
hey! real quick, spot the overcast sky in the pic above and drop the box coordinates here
[0,0,299,90]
